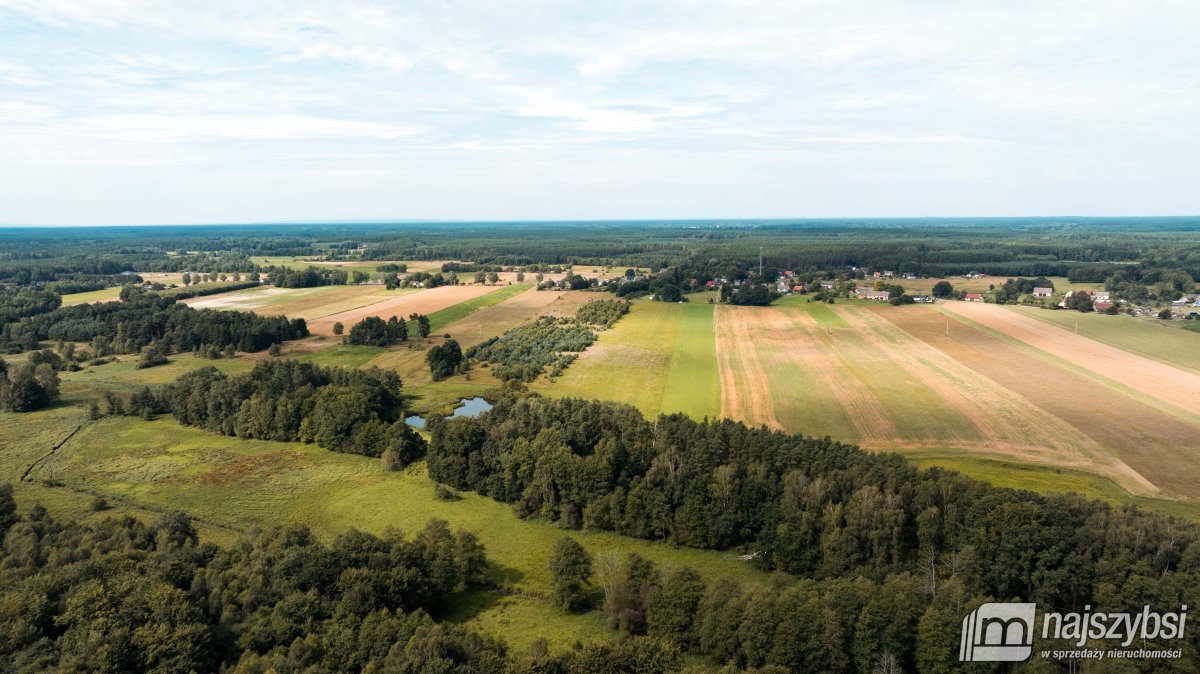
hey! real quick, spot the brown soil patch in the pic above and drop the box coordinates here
[942,301,1200,416]
[882,306,1200,500]
[307,284,497,336]
[714,306,782,429]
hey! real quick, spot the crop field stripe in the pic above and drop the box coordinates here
[942,301,1200,418]
[714,306,782,429]
[424,284,532,333]
[659,302,720,420]
[1010,305,1200,375]
[880,306,1199,499]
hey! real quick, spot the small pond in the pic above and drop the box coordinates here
[405,397,493,429]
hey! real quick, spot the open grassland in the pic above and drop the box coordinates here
[6,411,772,652]
[942,300,1200,417]
[1012,305,1200,374]
[59,286,122,305]
[63,353,257,392]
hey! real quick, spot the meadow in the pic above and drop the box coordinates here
[6,401,772,652]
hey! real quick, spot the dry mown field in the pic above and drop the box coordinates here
[305,285,497,335]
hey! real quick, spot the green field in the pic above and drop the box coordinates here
[534,299,719,419]
[9,410,772,652]
[60,286,122,305]
[907,453,1200,521]
[1010,305,1200,373]
[658,301,720,419]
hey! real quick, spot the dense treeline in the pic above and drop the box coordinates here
[0,487,518,673]
[428,394,1200,669]
[1,290,306,356]
[264,265,348,288]
[162,360,425,464]
[0,288,61,324]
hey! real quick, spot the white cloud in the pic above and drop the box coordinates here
[0,0,1197,222]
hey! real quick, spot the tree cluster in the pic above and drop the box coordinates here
[162,360,425,463]
[0,358,60,412]
[2,290,307,356]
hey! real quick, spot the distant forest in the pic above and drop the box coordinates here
[2,218,1200,283]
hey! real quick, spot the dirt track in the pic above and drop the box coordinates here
[942,301,1200,416]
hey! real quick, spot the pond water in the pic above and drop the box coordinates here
[405,397,493,429]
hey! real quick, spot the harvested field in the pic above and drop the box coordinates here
[305,284,497,335]
[942,301,1200,417]
[882,305,1200,499]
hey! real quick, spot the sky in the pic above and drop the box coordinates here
[0,0,1197,225]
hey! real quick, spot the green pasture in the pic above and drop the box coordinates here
[11,413,772,652]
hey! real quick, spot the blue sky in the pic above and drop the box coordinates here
[0,0,1197,225]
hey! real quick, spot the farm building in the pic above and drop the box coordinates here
[1094,301,1114,311]
[911,295,933,303]
[820,281,836,290]
[964,293,984,302]
[855,288,891,301]
[1032,287,1053,298]
[1094,291,1111,302]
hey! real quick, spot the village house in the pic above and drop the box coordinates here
[1093,291,1111,302]
[820,281,836,290]
[1094,301,1114,312]
[911,295,933,303]
[1032,287,1053,298]
[855,288,891,301]
[964,292,984,302]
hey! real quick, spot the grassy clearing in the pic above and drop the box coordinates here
[1010,305,1200,373]
[299,344,389,369]
[63,353,257,391]
[13,414,772,652]
[60,286,122,305]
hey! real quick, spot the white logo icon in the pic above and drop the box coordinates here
[960,602,1036,662]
